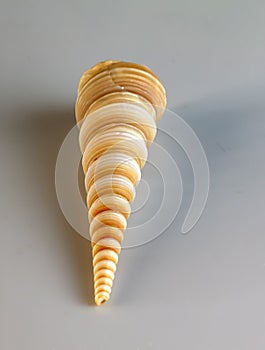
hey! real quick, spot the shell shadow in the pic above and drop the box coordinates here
[10,106,95,306]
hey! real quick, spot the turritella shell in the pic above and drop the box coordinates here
[75,60,166,305]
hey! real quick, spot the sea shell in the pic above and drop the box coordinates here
[75,60,166,305]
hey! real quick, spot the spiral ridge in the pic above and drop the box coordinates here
[75,61,166,305]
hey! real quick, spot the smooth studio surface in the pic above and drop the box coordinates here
[1,1,265,349]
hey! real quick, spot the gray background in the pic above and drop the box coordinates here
[1,0,265,349]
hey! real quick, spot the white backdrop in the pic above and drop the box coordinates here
[0,1,265,349]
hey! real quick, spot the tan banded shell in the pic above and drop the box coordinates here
[75,60,166,305]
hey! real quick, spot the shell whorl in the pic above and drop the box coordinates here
[75,61,166,305]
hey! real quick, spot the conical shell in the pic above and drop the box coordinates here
[75,60,166,305]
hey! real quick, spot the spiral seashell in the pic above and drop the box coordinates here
[75,60,166,305]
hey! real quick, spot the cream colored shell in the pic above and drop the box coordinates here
[75,60,166,305]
